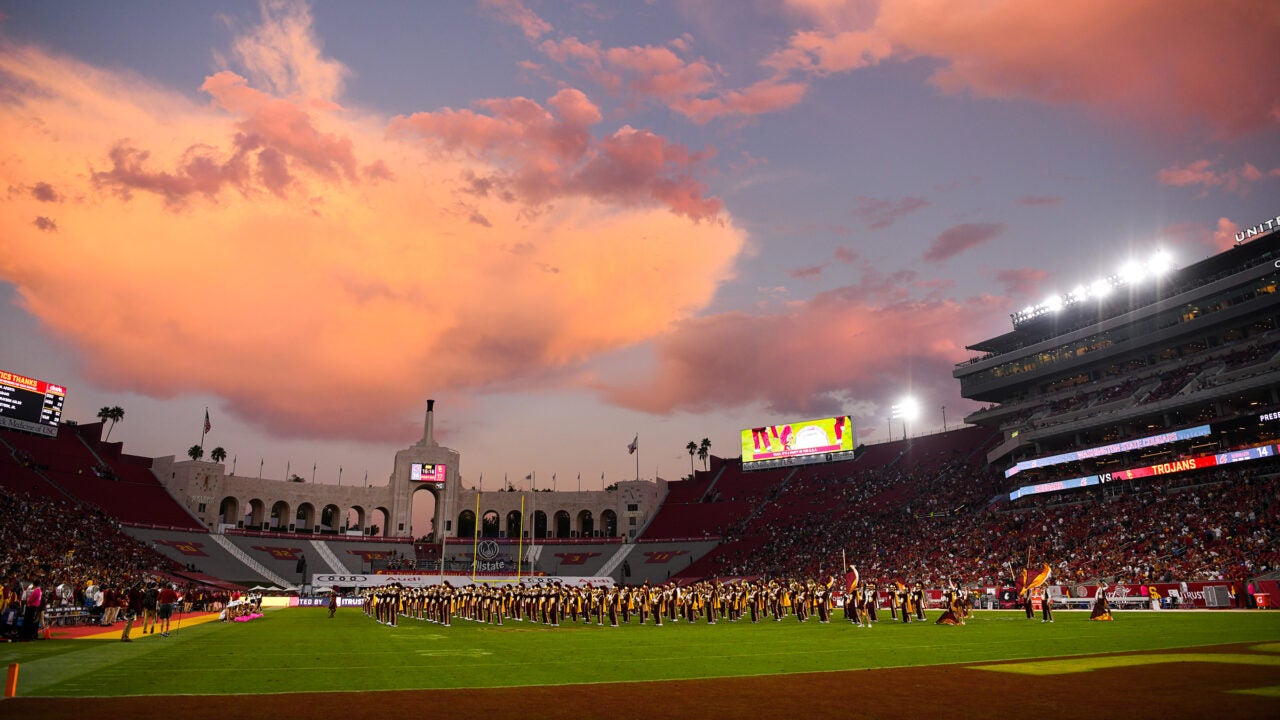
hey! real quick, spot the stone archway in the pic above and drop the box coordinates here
[295,503,316,532]
[457,509,476,538]
[506,510,523,538]
[601,509,618,537]
[481,509,500,537]
[320,504,341,533]
[554,510,571,538]
[345,506,366,534]
[219,496,239,526]
[373,506,391,537]
[245,498,266,529]
[270,500,291,531]
[577,509,594,537]
[533,510,547,539]
[410,485,438,540]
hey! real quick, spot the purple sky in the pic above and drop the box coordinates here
[1,1,1277,531]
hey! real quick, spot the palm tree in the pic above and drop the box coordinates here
[698,437,711,470]
[686,441,697,474]
[187,445,204,461]
[210,446,227,464]
[97,406,124,440]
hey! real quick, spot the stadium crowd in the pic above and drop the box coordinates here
[0,488,230,640]
[703,459,1279,588]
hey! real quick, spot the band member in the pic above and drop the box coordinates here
[1041,585,1054,623]
[935,583,964,626]
[896,584,911,623]
[1090,582,1113,621]
[912,583,926,621]
[816,578,833,623]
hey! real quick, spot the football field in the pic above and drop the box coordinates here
[4,608,1280,719]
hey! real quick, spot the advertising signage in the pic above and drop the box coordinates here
[1008,442,1278,501]
[742,415,854,464]
[0,369,66,437]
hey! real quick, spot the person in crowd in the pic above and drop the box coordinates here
[157,583,179,636]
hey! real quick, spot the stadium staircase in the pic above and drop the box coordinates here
[730,467,797,532]
[525,543,545,571]
[0,435,74,500]
[210,533,291,587]
[310,539,348,574]
[596,543,636,579]
[694,462,727,502]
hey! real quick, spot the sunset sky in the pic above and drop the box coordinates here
[2,1,1278,530]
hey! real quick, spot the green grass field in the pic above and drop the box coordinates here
[6,609,1280,697]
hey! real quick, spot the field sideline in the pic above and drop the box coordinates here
[3,607,1280,718]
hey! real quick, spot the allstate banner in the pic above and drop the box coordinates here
[310,573,615,588]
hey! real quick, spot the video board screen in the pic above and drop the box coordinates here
[742,415,854,463]
[410,463,446,485]
[1007,442,1279,501]
[0,369,66,437]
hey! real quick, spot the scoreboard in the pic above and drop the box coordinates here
[410,463,447,485]
[0,369,66,437]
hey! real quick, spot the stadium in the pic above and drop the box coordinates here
[2,225,1279,718]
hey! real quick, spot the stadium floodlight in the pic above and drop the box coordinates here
[1118,260,1145,284]
[1010,246,1178,328]
[1090,278,1112,298]
[891,397,918,441]
[1149,249,1173,275]
[896,397,919,421]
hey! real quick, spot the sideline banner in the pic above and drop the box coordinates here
[310,573,615,589]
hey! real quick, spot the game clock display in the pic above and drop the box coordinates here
[410,463,446,484]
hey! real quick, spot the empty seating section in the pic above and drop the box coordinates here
[640,500,750,539]
[126,526,271,583]
[0,422,204,530]
[0,442,65,499]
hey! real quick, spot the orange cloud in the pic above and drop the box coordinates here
[1163,218,1244,257]
[994,268,1050,301]
[774,0,1280,138]
[1157,159,1280,196]
[0,8,745,441]
[602,273,1004,419]
[480,0,553,41]
[923,222,1004,263]
[538,35,806,124]
[851,194,929,230]
[389,89,724,221]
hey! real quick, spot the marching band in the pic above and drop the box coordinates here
[356,574,976,629]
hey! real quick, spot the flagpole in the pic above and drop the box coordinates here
[471,481,481,582]
[635,433,640,481]
[530,471,536,573]
[199,407,209,454]
[437,484,448,584]
[517,494,526,581]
